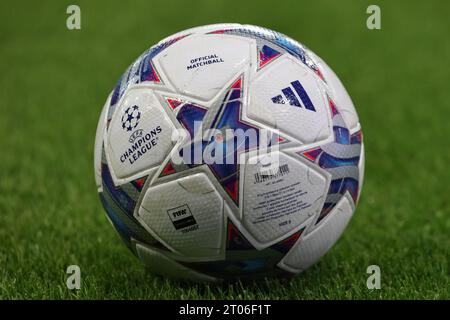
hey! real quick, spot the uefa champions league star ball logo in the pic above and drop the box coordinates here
[121,105,141,132]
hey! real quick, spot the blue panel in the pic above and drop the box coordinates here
[281,87,301,107]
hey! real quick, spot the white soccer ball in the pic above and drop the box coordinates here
[94,24,365,281]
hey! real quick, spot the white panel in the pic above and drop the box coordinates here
[281,193,354,271]
[94,93,110,189]
[242,152,327,245]
[248,55,331,144]
[137,173,223,258]
[357,142,365,202]
[106,87,176,180]
[135,242,217,282]
[155,34,253,101]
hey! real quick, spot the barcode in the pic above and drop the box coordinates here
[254,164,290,183]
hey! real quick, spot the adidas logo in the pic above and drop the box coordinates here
[271,80,316,112]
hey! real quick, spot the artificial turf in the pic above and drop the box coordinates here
[0,0,448,299]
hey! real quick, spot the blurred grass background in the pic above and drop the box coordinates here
[0,0,448,299]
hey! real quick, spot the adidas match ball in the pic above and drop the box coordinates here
[94,24,364,281]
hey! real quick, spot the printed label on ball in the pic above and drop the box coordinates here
[138,173,223,258]
[243,152,326,244]
[106,88,175,180]
[167,204,199,233]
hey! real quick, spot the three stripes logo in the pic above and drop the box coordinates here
[271,80,316,112]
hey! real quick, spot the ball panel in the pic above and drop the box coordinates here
[137,173,224,259]
[155,34,254,101]
[247,55,332,144]
[280,192,354,271]
[242,151,327,245]
[96,23,364,281]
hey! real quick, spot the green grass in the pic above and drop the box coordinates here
[0,0,449,299]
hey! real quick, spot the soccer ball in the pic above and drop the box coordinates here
[94,24,364,281]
